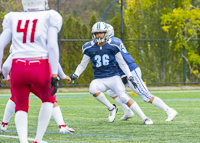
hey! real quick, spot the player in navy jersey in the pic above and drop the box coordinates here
[106,24,178,121]
[71,22,153,124]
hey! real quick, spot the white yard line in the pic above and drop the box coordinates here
[0,135,48,143]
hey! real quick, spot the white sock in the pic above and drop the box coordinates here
[114,97,129,110]
[52,106,65,126]
[2,99,15,123]
[95,92,114,110]
[152,96,170,112]
[15,111,28,143]
[129,102,147,120]
[34,102,53,142]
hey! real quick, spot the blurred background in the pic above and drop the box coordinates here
[0,0,200,87]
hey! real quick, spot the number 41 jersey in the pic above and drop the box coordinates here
[2,10,62,59]
[82,39,122,79]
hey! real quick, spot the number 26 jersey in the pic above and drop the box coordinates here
[2,10,62,59]
[82,39,122,79]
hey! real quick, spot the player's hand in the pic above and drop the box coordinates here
[128,76,138,89]
[65,76,71,83]
[70,73,78,83]
[121,75,127,85]
[50,77,58,96]
[0,71,4,87]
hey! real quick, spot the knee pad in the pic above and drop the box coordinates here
[107,89,116,98]
[118,93,131,104]
[89,83,99,95]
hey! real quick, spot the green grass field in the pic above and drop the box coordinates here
[0,90,200,143]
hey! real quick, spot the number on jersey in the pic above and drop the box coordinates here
[95,54,109,67]
[17,19,38,43]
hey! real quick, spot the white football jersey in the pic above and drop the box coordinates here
[2,10,62,59]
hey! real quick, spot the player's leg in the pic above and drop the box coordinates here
[30,60,53,143]
[107,89,134,120]
[89,79,117,122]
[1,97,15,132]
[30,81,74,133]
[11,60,31,143]
[52,101,75,133]
[109,75,153,124]
[130,67,178,121]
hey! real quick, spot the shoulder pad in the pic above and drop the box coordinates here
[82,41,95,53]
[49,10,63,32]
[109,37,122,47]
[2,12,13,31]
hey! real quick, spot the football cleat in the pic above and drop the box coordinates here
[165,108,178,121]
[59,125,75,133]
[143,117,153,125]
[1,122,8,132]
[120,108,134,121]
[108,104,118,122]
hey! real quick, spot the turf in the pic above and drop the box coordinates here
[0,90,200,143]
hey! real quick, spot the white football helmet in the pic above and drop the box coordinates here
[106,24,114,38]
[21,0,49,11]
[92,22,109,44]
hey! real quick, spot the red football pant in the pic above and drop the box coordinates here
[10,59,55,113]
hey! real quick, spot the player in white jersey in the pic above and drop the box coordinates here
[106,24,178,121]
[0,49,75,134]
[70,22,153,125]
[0,0,62,142]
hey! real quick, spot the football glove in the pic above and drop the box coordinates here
[121,75,127,85]
[70,73,78,83]
[0,72,4,87]
[50,77,58,96]
[128,76,138,89]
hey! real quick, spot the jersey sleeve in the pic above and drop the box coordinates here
[49,10,63,33]
[82,41,92,56]
[2,12,12,32]
[108,38,121,55]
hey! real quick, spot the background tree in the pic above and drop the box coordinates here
[161,0,200,82]
[124,0,184,83]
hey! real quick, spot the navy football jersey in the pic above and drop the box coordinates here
[112,37,138,76]
[82,39,122,79]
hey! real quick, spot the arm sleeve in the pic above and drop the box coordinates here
[48,27,59,75]
[0,29,12,71]
[74,54,90,77]
[58,62,67,79]
[2,54,13,80]
[115,52,133,78]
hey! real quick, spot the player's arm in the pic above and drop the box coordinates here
[0,29,12,73]
[47,27,59,95]
[58,62,71,83]
[2,53,13,80]
[70,54,90,82]
[115,52,137,88]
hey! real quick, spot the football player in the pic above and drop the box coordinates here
[0,0,61,142]
[70,22,153,124]
[106,24,178,121]
[0,49,75,134]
